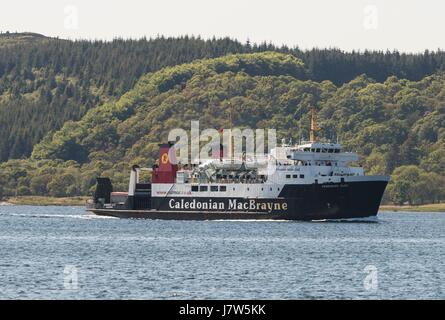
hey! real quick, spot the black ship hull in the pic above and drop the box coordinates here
[88,180,388,221]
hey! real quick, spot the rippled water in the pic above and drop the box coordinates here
[0,205,444,299]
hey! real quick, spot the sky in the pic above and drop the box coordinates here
[1,0,444,52]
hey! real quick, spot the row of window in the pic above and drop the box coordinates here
[191,185,281,192]
[191,185,227,192]
[280,162,337,167]
[285,174,305,179]
[303,148,340,153]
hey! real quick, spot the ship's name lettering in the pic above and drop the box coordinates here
[168,199,287,212]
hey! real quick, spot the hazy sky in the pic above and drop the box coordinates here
[1,0,444,52]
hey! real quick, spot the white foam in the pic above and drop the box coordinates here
[2,212,117,220]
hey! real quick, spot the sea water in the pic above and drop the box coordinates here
[0,205,444,299]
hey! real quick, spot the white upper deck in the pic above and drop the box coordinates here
[271,141,358,166]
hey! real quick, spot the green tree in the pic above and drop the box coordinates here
[421,149,445,175]
[30,174,51,195]
[16,186,31,196]
[47,173,77,197]
[387,166,422,205]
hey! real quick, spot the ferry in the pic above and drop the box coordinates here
[87,111,389,220]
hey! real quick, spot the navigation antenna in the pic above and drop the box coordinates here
[310,107,320,142]
[228,102,233,160]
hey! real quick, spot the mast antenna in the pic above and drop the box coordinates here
[309,107,320,142]
[228,102,233,160]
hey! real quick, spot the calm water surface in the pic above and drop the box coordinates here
[0,205,444,299]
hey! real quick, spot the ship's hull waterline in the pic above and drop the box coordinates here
[88,180,388,221]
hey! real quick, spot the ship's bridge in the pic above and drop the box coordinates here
[271,141,359,167]
[294,142,342,153]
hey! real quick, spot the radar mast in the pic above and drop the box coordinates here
[310,107,320,142]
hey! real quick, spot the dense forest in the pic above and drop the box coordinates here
[0,33,251,160]
[2,33,445,161]
[0,33,444,205]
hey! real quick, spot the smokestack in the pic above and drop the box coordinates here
[152,143,178,183]
[128,165,140,196]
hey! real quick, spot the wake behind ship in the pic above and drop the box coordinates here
[87,113,389,220]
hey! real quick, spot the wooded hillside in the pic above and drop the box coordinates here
[0,50,443,204]
[1,33,445,161]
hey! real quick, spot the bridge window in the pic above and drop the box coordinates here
[286,174,291,179]
[219,186,227,192]
[210,186,218,192]
[191,186,198,192]
[300,174,305,178]
[199,186,208,192]
[293,174,298,178]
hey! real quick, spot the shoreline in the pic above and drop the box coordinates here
[379,203,445,213]
[1,196,444,212]
[1,196,89,206]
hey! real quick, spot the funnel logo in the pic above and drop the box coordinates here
[161,153,169,164]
